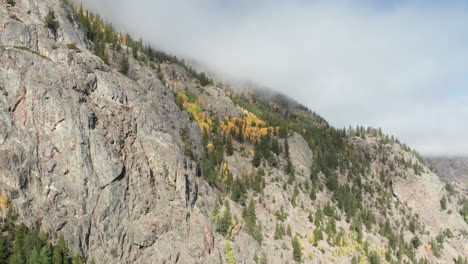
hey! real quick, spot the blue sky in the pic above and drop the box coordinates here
[80,0,468,156]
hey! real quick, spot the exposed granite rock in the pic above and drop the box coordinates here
[198,86,243,120]
[427,156,468,184]
[0,1,220,263]
[286,132,313,178]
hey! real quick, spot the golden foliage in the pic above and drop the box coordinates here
[227,218,240,239]
[220,108,275,143]
[0,193,9,217]
[309,232,315,244]
[177,91,214,133]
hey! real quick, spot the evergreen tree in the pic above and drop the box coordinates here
[29,248,40,264]
[71,252,84,264]
[284,139,290,159]
[368,251,380,264]
[271,138,280,155]
[440,196,447,211]
[315,206,323,227]
[411,236,421,249]
[292,236,303,263]
[226,136,234,156]
[313,228,323,243]
[275,205,288,222]
[8,252,24,264]
[308,213,314,223]
[231,178,246,203]
[0,235,8,264]
[218,202,232,236]
[132,42,139,59]
[274,221,283,240]
[323,202,334,217]
[252,145,262,168]
[244,200,257,232]
[9,223,28,264]
[279,126,288,138]
[326,217,336,236]
[309,188,316,201]
[52,236,70,264]
[242,200,262,243]
[39,246,52,264]
[119,56,129,75]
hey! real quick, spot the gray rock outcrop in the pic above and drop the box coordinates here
[0,0,219,263]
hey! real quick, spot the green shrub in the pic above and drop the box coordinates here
[224,241,236,264]
[45,11,59,34]
[13,46,50,60]
[67,43,79,50]
[411,236,421,248]
[440,196,447,211]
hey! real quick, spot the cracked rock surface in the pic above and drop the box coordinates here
[0,0,219,263]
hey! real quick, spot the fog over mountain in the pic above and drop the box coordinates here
[77,0,468,155]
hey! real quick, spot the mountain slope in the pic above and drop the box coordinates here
[427,156,468,184]
[0,0,467,263]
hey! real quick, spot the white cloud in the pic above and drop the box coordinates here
[77,0,468,155]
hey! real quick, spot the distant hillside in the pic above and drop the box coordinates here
[427,157,468,184]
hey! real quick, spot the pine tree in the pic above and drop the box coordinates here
[71,252,84,264]
[279,126,288,138]
[39,246,52,264]
[308,212,314,223]
[231,178,245,203]
[252,145,262,168]
[52,236,70,264]
[0,235,7,264]
[226,136,234,156]
[29,248,41,264]
[274,221,282,240]
[119,56,129,75]
[440,196,447,211]
[284,139,290,159]
[292,236,303,263]
[218,202,232,236]
[271,138,280,155]
[245,200,257,232]
[9,223,28,264]
[313,228,323,242]
[411,236,421,248]
[132,42,139,59]
[309,188,316,201]
[315,206,323,227]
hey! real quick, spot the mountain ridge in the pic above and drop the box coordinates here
[0,0,467,263]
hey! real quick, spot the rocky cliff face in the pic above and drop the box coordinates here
[0,0,467,263]
[0,0,219,263]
